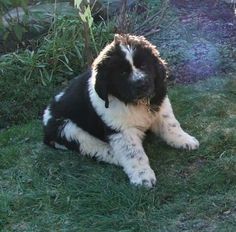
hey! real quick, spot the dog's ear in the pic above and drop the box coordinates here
[95,72,109,108]
[155,58,168,81]
[150,58,168,107]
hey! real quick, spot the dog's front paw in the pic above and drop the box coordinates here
[181,135,199,150]
[169,133,199,150]
[129,167,156,188]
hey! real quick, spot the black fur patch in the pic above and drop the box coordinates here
[43,70,116,150]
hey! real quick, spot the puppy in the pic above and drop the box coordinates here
[43,34,199,188]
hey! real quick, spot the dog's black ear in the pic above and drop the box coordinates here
[95,72,109,108]
[156,58,168,81]
[150,58,168,108]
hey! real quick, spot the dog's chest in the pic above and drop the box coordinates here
[89,83,158,132]
[103,101,157,131]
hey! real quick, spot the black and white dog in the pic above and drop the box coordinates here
[43,34,199,188]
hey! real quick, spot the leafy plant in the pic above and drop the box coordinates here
[0,14,114,84]
[74,0,99,64]
[0,0,29,43]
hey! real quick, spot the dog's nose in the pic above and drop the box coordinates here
[135,78,149,90]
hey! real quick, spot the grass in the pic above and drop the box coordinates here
[1,76,235,232]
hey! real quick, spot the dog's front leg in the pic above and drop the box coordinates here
[151,96,199,150]
[109,129,156,188]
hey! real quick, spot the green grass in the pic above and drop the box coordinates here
[1,76,235,232]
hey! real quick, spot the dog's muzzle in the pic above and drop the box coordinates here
[132,77,154,99]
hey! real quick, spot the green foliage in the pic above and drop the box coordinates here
[0,0,29,42]
[0,77,235,231]
[74,0,99,62]
[0,13,114,127]
[1,14,114,81]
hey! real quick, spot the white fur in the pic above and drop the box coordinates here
[88,72,199,187]
[55,91,64,102]
[60,119,119,164]
[120,44,145,81]
[54,142,68,150]
[150,97,199,150]
[109,129,156,188]
[120,44,134,65]
[131,67,145,81]
[43,106,52,126]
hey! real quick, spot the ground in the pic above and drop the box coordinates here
[0,1,236,231]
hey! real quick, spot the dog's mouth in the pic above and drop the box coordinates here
[131,89,155,106]
[134,86,155,100]
[113,80,155,105]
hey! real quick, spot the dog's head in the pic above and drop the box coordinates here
[92,34,167,109]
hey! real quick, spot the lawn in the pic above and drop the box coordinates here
[1,75,235,232]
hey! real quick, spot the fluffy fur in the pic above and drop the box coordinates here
[43,34,199,188]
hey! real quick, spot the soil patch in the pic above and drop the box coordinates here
[156,0,236,83]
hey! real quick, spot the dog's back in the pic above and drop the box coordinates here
[42,70,109,151]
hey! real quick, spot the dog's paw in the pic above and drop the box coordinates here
[168,133,199,150]
[129,167,156,188]
[181,135,199,150]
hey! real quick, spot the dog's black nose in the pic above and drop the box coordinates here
[135,78,149,90]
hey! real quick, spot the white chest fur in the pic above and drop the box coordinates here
[88,72,157,132]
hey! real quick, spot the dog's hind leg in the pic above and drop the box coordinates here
[151,96,199,150]
[59,119,119,165]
